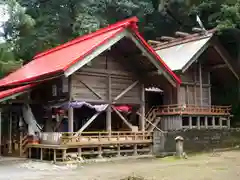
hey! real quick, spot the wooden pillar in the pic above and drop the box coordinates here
[68,76,74,132]
[189,116,192,129]
[205,116,208,128]
[68,107,74,132]
[208,72,211,106]
[227,117,231,128]
[194,65,197,105]
[197,116,200,129]
[139,84,145,131]
[8,111,12,153]
[199,62,203,106]
[219,117,223,128]
[212,116,215,128]
[53,149,57,162]
[186,85,189,104]
[106,75,112,132]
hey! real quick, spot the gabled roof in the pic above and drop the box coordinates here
[155,34,212,71]
[0,16,180,90]
[151,29,239,79]
[0,17,181,102]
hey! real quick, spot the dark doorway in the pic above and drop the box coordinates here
[145,89,164,113]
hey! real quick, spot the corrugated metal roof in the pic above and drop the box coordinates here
[155,36,212,71]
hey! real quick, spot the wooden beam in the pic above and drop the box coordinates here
[73,98,141,105]
[75,111,103,135]
[211,64,228,70]
[136,112,164,133]
[159,36,176,41]
[77,68,131,78]
[78,79,103,99]
[175,31,190,37]
[147,70,163,76]
[148,40,161,45]
[113,81,139,101]
[181,82,211,87]
[192,27,205,33]
[213,40,239,80]
[111,106,133,130]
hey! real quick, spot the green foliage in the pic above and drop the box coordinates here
[1,0,155,61]
[0,42,22,77]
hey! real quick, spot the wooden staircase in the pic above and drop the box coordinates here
[145,107,161,132]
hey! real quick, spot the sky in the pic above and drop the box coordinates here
[0,4,9,42]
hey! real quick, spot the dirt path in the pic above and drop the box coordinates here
[1,151,240,180]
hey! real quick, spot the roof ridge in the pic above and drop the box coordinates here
[34,17,138,59]
[152,29,216,50]
[155,35,212,50]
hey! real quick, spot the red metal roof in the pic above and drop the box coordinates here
[0,16,181,90]
[0,84,34,101]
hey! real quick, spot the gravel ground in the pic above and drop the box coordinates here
[1,151,240,180]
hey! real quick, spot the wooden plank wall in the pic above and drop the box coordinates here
[163,83,178,105]
[160,116,182,130]
[71,54,142,104]
[178,63,211,106]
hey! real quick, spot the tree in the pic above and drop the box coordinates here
[2,0,155,61]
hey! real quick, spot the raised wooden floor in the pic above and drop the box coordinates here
[26,131,153,162]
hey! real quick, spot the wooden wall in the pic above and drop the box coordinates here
[70,54,142,104]
[177,63,211,106]
[31,77,69,104]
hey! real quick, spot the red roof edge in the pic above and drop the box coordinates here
[0,84,35,100]
[131,30,182,85]
[34,17,139,59]
[0,70,63,89]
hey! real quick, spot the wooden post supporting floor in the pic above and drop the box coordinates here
[219,117,223,128]
[227,117,231,128]
[205,116,208,128]
[212,116,215,128]
[197,116,200,129]
[189,116,192,129]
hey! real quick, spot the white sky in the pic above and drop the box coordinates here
[0,5,9,42]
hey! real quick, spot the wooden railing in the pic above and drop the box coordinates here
[154,104,231,116]
[60,131,153,145]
